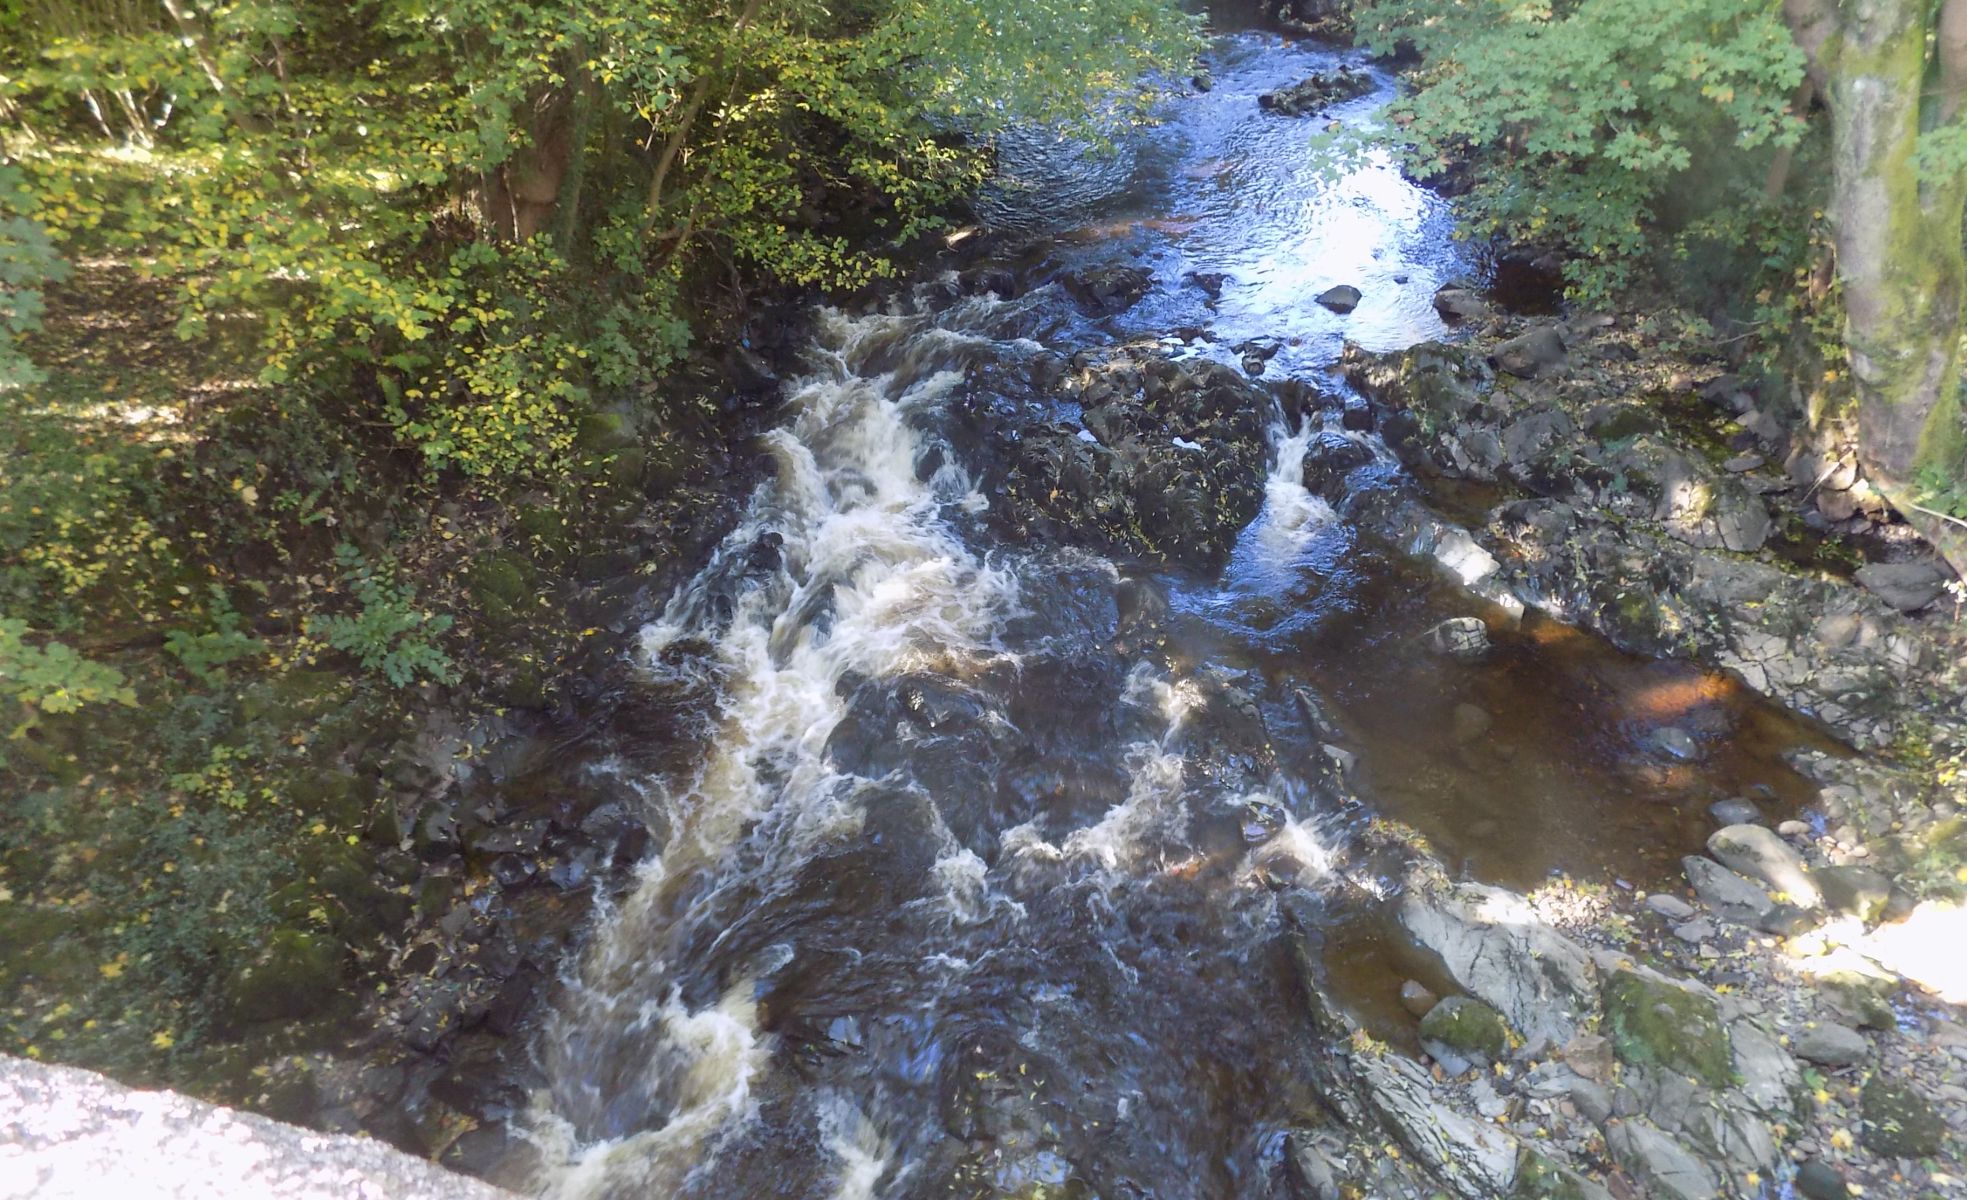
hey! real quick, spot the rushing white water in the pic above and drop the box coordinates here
[527,302,1030,1198]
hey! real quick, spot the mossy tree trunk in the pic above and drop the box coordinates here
[1786,0,1967,571]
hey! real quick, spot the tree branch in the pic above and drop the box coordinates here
[637,0,767,240]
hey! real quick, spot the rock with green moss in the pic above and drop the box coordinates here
[1510,1149,1613,1200]
[1419,995,1511,1065]
[223,929,342,1025]
[1601,968,1734,1089]
[1817,970,1897,1030]
[1860,1075,1946,1158]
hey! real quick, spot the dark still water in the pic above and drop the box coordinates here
[518,19,1830,1199]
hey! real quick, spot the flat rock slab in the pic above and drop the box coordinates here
[0,1057,516,1200]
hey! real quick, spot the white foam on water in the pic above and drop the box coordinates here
[819,1093,894,1200]
[1253,414,1338,568]
[527,303,1028,1199]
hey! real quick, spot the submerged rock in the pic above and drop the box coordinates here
[1422,617,1491,660]
[1398,979,1439,1018]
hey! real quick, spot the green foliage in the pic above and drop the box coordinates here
[162,588,265,685]
[0,164,67,391]
[1353,0,1807,303]
[304,544,454,687]
[0,617,135,723]
[3,0,1196,476]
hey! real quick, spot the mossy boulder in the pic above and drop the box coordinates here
[1601,968,1734,1088]
[466,551,537,626]
[1817,970,1897,1030]
[1860,1075,1946,1158]
[1419,995,1511,1064]
[224,929,343,1025]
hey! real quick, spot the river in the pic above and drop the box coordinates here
[517,14,1825,1198]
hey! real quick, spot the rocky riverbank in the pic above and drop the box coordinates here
[1265,285,1967,1198]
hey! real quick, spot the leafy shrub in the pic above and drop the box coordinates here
[0,617,134,727]
[304,545,454,687]
[1353,0,1808,304]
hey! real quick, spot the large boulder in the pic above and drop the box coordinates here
[1489,326,1567,379]
[1853,559,1954,613]
[1681,855,1777,929]
[1062,265,1154,314]
[1600,967,1734,1089]
[1859,1075,1947,1158]
[975,351,1271,572]
[1707,825,1821,909]
[1397,875,1597,1046]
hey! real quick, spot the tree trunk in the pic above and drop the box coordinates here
[1787,0,1967,572]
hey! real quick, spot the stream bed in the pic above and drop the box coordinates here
[518,18,1834,1199]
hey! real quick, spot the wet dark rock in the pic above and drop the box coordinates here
[1489,325,1567,379]
[1062,265,1154,314]
[967,350,1270,572]
[1191,70,1214,93]
[1421,616,1490,660]
[490,855,536,890]
[1796,1160,1852,1200]
[1258,68,1374,117]
[1186,271,1228,300]
[1299,431,1374,500]
[1316,285,1362,314]
[1339,397,1374,432]
[1860,1075,1947,1158]
[1432,287,1492,323]
[959,265,1019,299]
[1854,558,1954,613]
